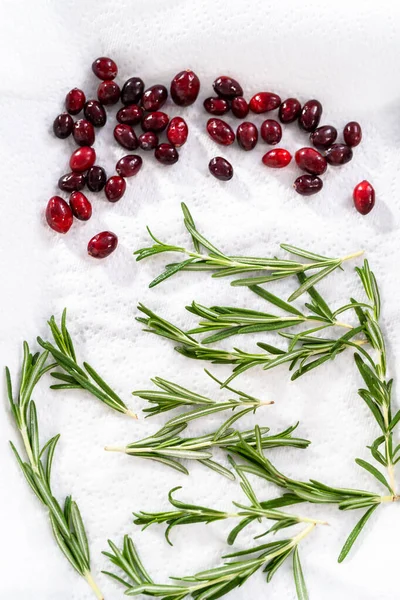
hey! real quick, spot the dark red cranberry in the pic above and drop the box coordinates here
[84,100,107,127]
[65,88,86,115]
[88,231,118,258]
[231,97,249,118]
[344,121,362,147]
[203,97,230,116]
[154,143,179,165]
[114,124,139,150]
[353,180,375,215]
[262,149,292,168]
[294,175,323,196]
[206,118,235,146]
[326,143,353,166]
[208,157,233,181]
[237,122,258,151]
[97,80,120,105]
[299,100,322,132]
[170,70,200,106]
[46,196,73,233]
[141,111,169,133]
[142,85,168,111]
[213,76,243,99]
[116,155,143,177]
[121,77,145,105]
[92,57,118,80]
[279,98,301,123]
[58,172,86,192]
[69,146,96,172]
[249,92,281,114]
[116,104,143,126]
[138,131,158,151]
[53,113,74,139]
[310,125,337,150]
[73,119,95,146]
[260,119,282,145]
[86,166,107,192]
[69,191,92,221]
[105,176,126,202]
[167,117,188,147]
[295,147,327,175]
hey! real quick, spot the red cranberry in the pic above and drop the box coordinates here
[46,196,73,234]
[310,125,337,150]
[237,122,258,151]
[69,146,96,172]
[206,118,235,146]
[105,176,126,202]
[203,97,230,116]
[69,191,92,221]
[279,98,301,123]
[249,92,281,114]
[87,166,107,192]
[167,117,188,147]
[170,70,200,106]
[53,113,74,139]
[326,143,353,166]
[141,111,169,133]
[213,76,243,99]
[142,85,168,111]
[154,143,179,165]
[294,175,323,196]
[84,100,107,127]
[344,121,362,147]
[116,104,143,125]
[138,131,158,151]
[121,77,145,105]
[73,119,95,146]
[58,172,86,192]
[209,157,233,181]
[231,97,249,118]
[92,57,118,80]
[97,80,120,105]
[295,147,327,175]
[299,100,322,132]
[353,180,375,215]
[260,119,282,145]
[262,149,292,168]
[65,88,86,115]
[88,231,118,259]
[114,124,139,150]
[116,155,143,177]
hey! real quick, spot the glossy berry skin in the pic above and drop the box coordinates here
[353,180,375,215]
[88,231,118,258]
[294,175,323,196]
[310,125,337,150]
[69,146,96,173]
[231,97,249,118]
[58,172,86,192]
[92,57,118,80]
[279,98,301,123]
[65,88,86,115]
[299,100,322,132]
[86,166,107,192]
[262,149,292,168]
[53,113,74,139]
[203,97,230,116]
[325,143,353,166]
[105,176,126,202]
[206,118,235,146]
[114,124,139,150]
[116,155,143,177]
[154,143,179,165]
[213,76,243,99]
[69,191,92,221]
[84,100,107,127]
[295,147,327,175]
[121,77,145,105]
[141,111,169,133]
[167,117,188,147]
[249,92,281,114]
[46,196,73,233]
[142,85,168,111]
[260,119,282,145]
[208,157,233,181]
[237,122,258,151]
[344,121,362,147]
[170,70,200,106]
[73,119,95,146]
[138,131,158,151]
[97,80,120,105]
[116,104,143,126]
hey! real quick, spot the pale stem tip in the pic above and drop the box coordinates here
[104,445,126,453]
[84,570,104,600]
[342,249,364,262]
[125,409,138,419]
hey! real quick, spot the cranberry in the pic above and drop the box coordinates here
[105,176,126,202]
[237,122,258,151]
[65,88,86,115]
[97,80,120,105]
[58,172,86,192]
[249,92,281,114]
[53,113,74,139]
[87,166,107,192]
[203,97,230,116]
[326,143,353,166]
[69,146,96,172]
[142,85,168,111]
[116,155,143,177]
[294,175,323,196]
[262,149,292,168]
[206,118,235,146]
[138,131,158,151]
[69,191,92,221]
[167,117,188,147]
[88,231,118,259]
[73,119,95,146]
[295,147,327,175]
[84,100,107,127]
[170,70,200,106]
[213,76,243,99]
[231,97,249,118]
[260,119,282,145]
[46,196,73,234]
[154,143,179,165]
[121,77,145,105]
[209,157,233,181]
[92,57,118,80]
[116,104,143,126]
[279,98,301,124]
[310,125,337,150]
[114,124,139,150]
[353,180,375,215]
[299,100,322,132]
[141,111,169,133]
[344,121,362,147]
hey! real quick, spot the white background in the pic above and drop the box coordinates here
[1,0,400,598]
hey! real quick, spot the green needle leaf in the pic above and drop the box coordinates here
[293,547,308,600]
[338,505,379,563]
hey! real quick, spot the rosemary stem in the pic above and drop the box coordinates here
[333,321,354,330]
[341,250,364,262]
[104,446,126,453]
[84,570,104,600]
[383,405,397,495]
[124,409,139,419]
[20,425,39,474]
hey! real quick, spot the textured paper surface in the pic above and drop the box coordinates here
[2,0,400,598]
